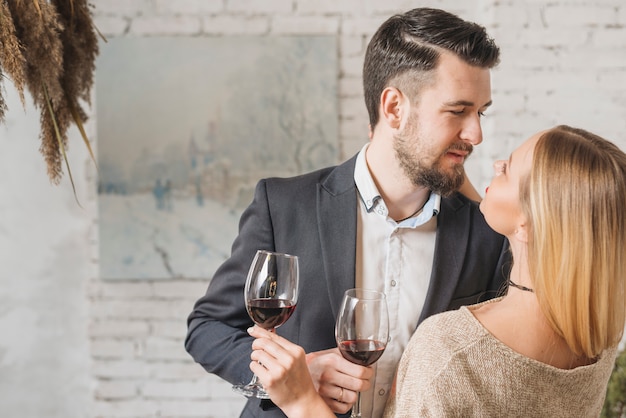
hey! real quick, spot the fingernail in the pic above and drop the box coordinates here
[247,327,254,334]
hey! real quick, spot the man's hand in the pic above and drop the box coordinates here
[305,348,373,414]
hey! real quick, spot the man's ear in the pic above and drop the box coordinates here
[380,87,405,130]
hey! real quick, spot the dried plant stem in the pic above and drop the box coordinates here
[43,81,81,206]
[69,100,98,171]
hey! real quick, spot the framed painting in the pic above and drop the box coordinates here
[95,36,338,279]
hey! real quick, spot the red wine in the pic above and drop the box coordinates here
[247,298,296,329]
[338,339,386,366]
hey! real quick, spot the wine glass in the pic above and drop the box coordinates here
[232,250,299,399]
[335,288,389,418]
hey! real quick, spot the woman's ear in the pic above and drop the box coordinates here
[380,87,405,130]
[514,220,529,244]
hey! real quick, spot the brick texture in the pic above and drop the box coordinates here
[87,0,626,416]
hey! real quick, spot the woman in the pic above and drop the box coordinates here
[249,125,626,417]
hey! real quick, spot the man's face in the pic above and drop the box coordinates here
[393,52,493,196]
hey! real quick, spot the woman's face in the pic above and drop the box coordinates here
[480,132,542,237]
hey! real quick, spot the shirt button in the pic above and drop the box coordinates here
[379,389,386,396]
[390,280,397,287]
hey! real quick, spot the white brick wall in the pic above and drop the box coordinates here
[155,0,224,15]
[55,0,626,416]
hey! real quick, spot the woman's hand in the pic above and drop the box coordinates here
[248,326,336,418]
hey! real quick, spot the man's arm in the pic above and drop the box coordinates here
[185,316,254,385]
[185,179,276,385]
[185,175,372,414]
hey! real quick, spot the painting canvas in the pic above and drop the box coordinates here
[96,36,338,279]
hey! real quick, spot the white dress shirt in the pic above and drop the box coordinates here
[353,143,440,417]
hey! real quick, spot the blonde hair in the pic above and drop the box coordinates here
[522,125,626,358]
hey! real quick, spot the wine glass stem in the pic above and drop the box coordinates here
[351,392,362,418]
[249,327,274,387]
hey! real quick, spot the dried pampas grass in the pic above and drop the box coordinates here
[0,68,8,122]
[0,0,101,198]
[0,0,26,112]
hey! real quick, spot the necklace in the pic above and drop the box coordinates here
[508,279,534,293]
[396,199,429,222]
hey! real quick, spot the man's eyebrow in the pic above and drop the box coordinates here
[443,100,493,108]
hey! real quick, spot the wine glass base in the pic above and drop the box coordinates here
[232,383,271,399]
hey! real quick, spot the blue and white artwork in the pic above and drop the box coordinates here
[96,36,338,279]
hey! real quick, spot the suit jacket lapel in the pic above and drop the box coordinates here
[418,195,470,323]
[317,155,358,318]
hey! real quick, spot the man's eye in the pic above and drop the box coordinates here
[450,110,464,115]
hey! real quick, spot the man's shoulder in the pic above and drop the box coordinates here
[265,164,337,185]
[439,192,489,226]
[440,191,480,211]
[262,154,358,191]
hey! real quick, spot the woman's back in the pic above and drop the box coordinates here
[385,301,617,418]
[473,289,593,370]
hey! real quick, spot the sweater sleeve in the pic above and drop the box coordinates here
[386,312,469,417]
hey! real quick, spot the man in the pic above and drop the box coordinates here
[185,7,510,418]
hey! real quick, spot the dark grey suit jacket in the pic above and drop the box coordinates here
[185,155,511,418]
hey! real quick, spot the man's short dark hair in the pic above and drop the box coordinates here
[363,7,501,129]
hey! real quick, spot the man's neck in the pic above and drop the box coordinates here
[365,137,431,221]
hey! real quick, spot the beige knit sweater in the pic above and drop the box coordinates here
[384,299,617,418]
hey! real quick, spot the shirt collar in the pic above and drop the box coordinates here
[400,193,440,227]
[354,143,382,213]
[354,143,441,226]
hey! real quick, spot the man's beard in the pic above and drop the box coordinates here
[394,135,472,197]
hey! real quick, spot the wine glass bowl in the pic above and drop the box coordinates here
[247,298,297,330]
[338,339,386,366]
[335,288,389,418]
[233,250,299,399]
